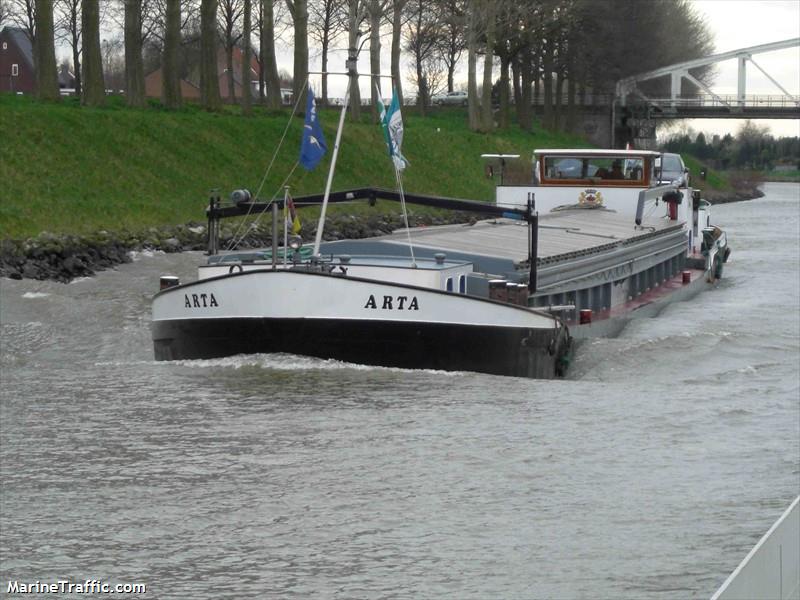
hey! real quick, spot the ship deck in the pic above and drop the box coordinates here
[321,207,683,266]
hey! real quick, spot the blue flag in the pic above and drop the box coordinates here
[299,88,327,171]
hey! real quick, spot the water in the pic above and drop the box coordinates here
[1,183,798,599]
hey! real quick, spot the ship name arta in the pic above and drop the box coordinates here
[184,293,219,308]
[364,294,419,310]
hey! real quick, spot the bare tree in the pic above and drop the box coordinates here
[33,0,58,99]
[389,0,406,103]
[435,0,465,93]
[0,1,10,25]
[55,0,81,95]
[465,0,478,130]
[200,0,221,109]
[285,0,308,111]
[218,0,243,103]
[241,0,252,114]
[344,0,367,118]
[404,0,442,116]
[124,0,146,106]
[81,0,104,105]
[367,0,388,120]
[308,0,345,106]
[257,0,281,108]
[161,0,182,108]
[479,0,494,132]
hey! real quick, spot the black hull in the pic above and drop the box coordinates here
[153,318,569,379]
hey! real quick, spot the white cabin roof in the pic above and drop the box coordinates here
[533,149,661,157]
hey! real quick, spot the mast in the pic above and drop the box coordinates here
[312,44,359,256]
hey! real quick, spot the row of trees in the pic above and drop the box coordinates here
[2,0,714,133]
[662,122,800,171]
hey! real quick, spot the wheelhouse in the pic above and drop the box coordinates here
[534,149,661,188]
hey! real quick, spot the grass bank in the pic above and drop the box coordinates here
[0,94,589,240]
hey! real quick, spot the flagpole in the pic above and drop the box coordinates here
[283,186,289,266]
[394,164,417,268]
[312,89,349,257]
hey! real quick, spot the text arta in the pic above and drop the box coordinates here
[184,293,219,308]
[364,294,419,310]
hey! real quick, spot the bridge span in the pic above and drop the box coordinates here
[611,38,800,147]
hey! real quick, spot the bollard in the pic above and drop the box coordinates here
[489,280,507,302]
[579,309,592,324]
[160,276,180,290]
[515,284,530,306]
[505,282,518,304]
[682,271,692,285]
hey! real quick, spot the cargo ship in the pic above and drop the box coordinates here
[151,145,729,379]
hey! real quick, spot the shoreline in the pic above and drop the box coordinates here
[0,183,773,283]
[0,212,477,283]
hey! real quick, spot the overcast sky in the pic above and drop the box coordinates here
[306,0,800,138]
[69,0,799,138]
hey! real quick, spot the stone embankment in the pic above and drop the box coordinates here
[704,185,765,204]
[0,212,476,283]
[0,180,764,283]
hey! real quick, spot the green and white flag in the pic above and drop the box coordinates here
[376,86,408,171]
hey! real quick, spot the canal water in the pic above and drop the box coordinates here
[1,183,798,598]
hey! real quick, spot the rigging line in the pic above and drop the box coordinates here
[394,165,417,267]
[226,78,310,252]
[241,161,301,241]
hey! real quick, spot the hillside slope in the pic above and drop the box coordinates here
[0,95,590,240]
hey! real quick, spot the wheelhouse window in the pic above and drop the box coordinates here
[542,156,645,184]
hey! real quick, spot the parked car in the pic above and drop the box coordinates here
[434,90,468,106]
[656,153,690,187]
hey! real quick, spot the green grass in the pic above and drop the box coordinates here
[680,155,732,191]
[0,94,588,240]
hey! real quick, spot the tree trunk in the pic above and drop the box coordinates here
[241,0,252,115]
[532,54,540,121]
[566,51,576,133]
[519,50,532,131]
[33,0,58,101]
[200,0,221,110]
[511,54,521,110]
[226,43,236,103]
[391,0,404,103]
[368,1,381,122]
[124,0,145,107]
[498,54,509,129]
[479,0,494,133]
[554,68,564,131]
[68,4,81,97]
[346,15,361,120]
[415,44,426,117]
[286,0,308,112]
[81,0,105,106]
[321,36,329,106]
[161,0,181,108]
[466,0,479,131]
[542,39,553,130]
[261,0,281,108]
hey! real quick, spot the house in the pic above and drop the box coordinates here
[0,25,35,94]
[144,46,261,103]
[144,68,201,101]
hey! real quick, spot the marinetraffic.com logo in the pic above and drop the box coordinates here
[6,579,146,595]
